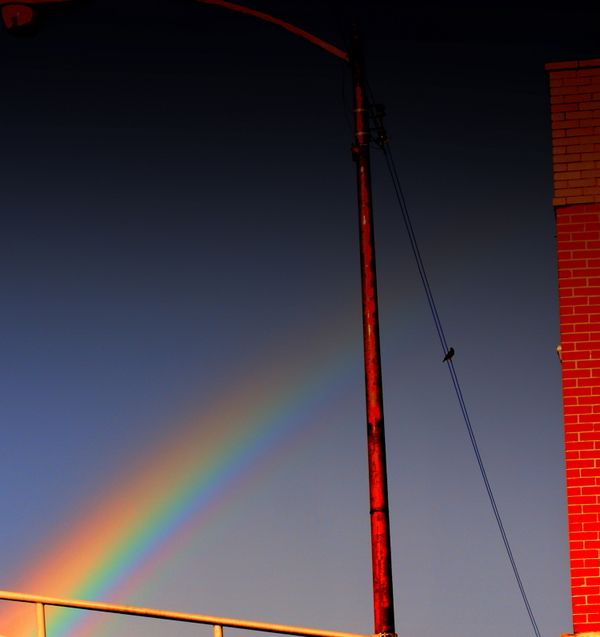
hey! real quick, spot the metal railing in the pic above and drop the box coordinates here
[0,591,374,637]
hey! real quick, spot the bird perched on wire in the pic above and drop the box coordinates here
[442,347,455,362]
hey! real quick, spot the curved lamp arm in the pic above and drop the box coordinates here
[195,0,349,62]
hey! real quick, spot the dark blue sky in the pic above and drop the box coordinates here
[0,3,598,637]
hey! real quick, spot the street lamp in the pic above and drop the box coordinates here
[1,3,397,636]
[193,4,396,635]
[0,0,73,32]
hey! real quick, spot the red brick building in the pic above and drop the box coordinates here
[547,58,600,634]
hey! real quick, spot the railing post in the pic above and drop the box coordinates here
[214,624,223,637]
[36,603,46,637]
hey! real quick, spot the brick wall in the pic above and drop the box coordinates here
[548,58,600,634]
[547,59,600,207]
[556,202,600,632]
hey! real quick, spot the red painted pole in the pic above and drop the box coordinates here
[351,32,396,637]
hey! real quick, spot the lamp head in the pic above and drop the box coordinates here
[2,4,36,34]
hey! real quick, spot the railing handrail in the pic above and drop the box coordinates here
[0,590,374,637]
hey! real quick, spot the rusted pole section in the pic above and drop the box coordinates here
[350,31,396,637]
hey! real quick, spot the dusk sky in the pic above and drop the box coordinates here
[0,3,599,637]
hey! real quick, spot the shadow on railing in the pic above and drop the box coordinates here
[0,591,373,637]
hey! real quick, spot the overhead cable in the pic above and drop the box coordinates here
[372,108,542,637]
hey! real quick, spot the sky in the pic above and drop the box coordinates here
[0,3,599,637]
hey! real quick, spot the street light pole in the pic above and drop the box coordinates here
[0,4,396,635]
[350,32,395,637]
[194,5,396,635]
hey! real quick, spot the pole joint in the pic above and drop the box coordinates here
[369,506,388,515]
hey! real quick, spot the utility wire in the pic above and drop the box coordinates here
[374,120,542,637]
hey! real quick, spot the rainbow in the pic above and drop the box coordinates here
[0,322,361,637]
